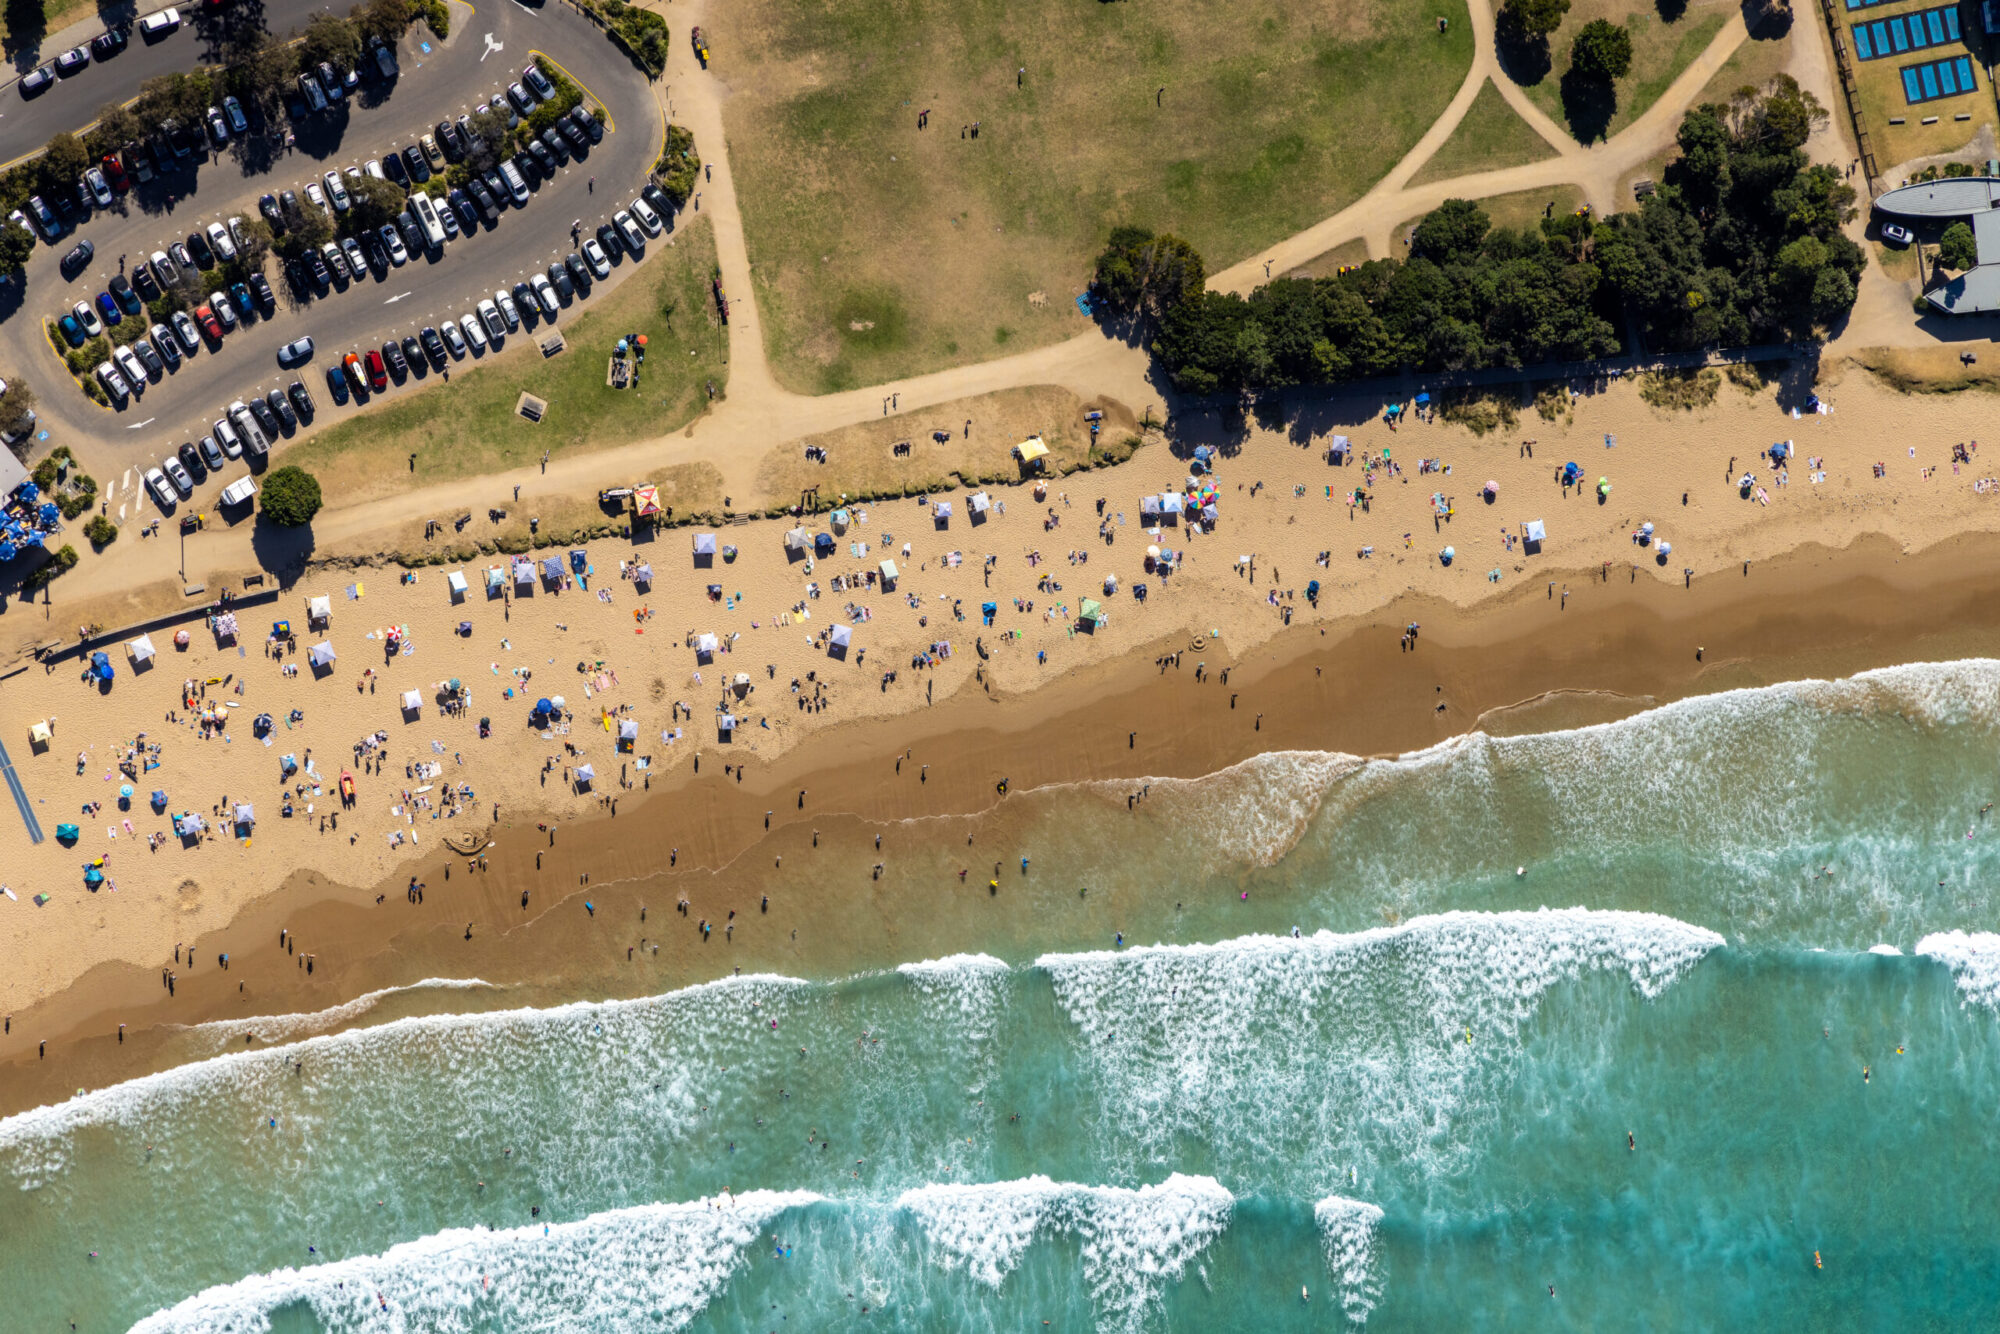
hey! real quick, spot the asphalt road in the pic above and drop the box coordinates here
[2,0,343,167]
[0,1,663,523]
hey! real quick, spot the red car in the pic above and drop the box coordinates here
[364,349,387,391]
[194,304,223,340]
[99,155,129,192]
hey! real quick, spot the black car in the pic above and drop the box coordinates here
[305,249,329,288]
[556,117,588,153]
[279,189,300,224]
[540,127,569,165]
[641,184,674,219]
[546,261,573,302]
[596,223,624,260]
[418,325,445,365]
[400,334,423,370]
[108,273,141,315]
[90,28,128,59]
[565,251,591,292]
[397,211,423,255]
[512,281,535,320]
[259,193,285,232]
[178,441,206,481]
[266,387,297,431]
[131,263,160,302]
[482,170,510,208]
[168,124,199,159]
[53,46,90,77]
[20,65,54,96]
[168,241,194,271]
[317,61,344,102]
[401,145,429,182]
[469,182,499,221]
[569,105,603,145]
[382,151,409,186]
[524,138,554,175]
[60,239,94,278]
[448,189,478,231]
[436,119,465,159]
[324,365,348,404]
[248,272,274,313]
[288,379,315,419]
[186,230,215,268]
[247,396,279,436]
[382,339,407,377]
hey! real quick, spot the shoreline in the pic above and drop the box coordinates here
[9,526,2000,1115]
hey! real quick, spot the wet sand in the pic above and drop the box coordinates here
[7,526,2000,1114]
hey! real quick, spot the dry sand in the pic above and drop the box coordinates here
[6,362,2000,1086]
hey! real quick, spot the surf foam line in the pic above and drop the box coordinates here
[128,1190,820,1334]
[898,1173,1233,1325]
[164,977,505,1053]
[1315,1195,1386,1324]
[1917,931,2000,1011]
[0,972,808,1149]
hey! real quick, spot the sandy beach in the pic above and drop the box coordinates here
[8,361,2000,1105]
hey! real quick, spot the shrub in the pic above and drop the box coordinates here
[1638,367,1720,411]
[654,125,699,206]
[83,514,119,546]
[260,465,324,526]
[58,473,98,519]
[26,544,78,587]
[1938,222,1978,272]
[412,0,449,37]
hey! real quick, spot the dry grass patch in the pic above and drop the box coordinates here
[1846,345,2000,394]
[1638,367,1721,411]
[1510,0,1730,143]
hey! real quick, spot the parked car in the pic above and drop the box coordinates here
[177,441,206,481]
[297,69,327,113]
[170,309,200,353]
[266,387,296,430]
[317,61,344,102]
[478,297,506,340]
[569,105,603,145]
[91,27,128,59]
[371,37,397,78]
[436,119,466,159]
[204,105,229,146]
[1882,222,1914,247]
[379,223,407,266]
[382,339,407,378]
[95,291,122,326]
[131,338,163,377]
[326,363,350,403]
[57,314,87,346]
[72,299,104,337]
[150,323,180,368]
[460,312,486,352]
[138,9,181,40]
[511,281,536,322]
[506,81,535,116]
[246,395,278,435]
[83,167,113,208]
[469,181,500,222]
[131,262,160,302]
[630,197,663,236]
[419,133,445,170]
[614,210,644,251]
[222,94,247,134]
[596,223,624,260]
[248,272,274,312]
[363,348,386,390]
[565,251,591,292]
[540,127,569,165]
[323,171,350,211]
[525,138,554,176]
[212,416,242,457]
[144,466,174,507]
[162,454,193,494]
[99,362,131,402]
[522,62,555,102]
[499,160,530,204]
[277,336,315,365]
[207,290,236,329]
[200,435,226,471]
[99,155,129,192]
[108,273,141,315]
[494,289,520,331]
[60,239,94,277]
[228,280,253,314]
[27,195,63,240]
[400,334,423,369]
[113,343,146,384]
[20,65,54,96]
[288,379,315,419]
[529,273,559,317]
[547,261,574,303]
[320,240,348,283]
[54,46,91,78]
[401,144,430,183]
[193,303,222,340]
[205,220,235,261]
[418,325,446,365]
[556,117,587,153]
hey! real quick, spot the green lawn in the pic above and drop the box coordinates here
[714,0,1475,394]
[1410,79,1561,186]
[1512,0,1728,143]
[285,219,727,505]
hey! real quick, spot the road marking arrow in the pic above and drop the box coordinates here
[125,418,156,430]
[385,291,414,304]
[482,32,504,60]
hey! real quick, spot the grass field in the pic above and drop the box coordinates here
[714,0,1475,395]
[1409,79,1562,186]
[284,220,727,506]
[1851,33,1996,171]
[1510,0,1729,142]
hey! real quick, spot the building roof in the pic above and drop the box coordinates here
[0,446,26,503]
[1876,177,2000,218]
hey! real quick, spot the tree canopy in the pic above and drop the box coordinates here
[1502,0,1571,38]
[260,466,323,527]
[1570,20,1633,81]
[1939,221,1978,272]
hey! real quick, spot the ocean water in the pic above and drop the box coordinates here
[11,660,2000,1330]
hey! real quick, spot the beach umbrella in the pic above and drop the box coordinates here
[635,335,647,347]
[448,678,462,692]
[1597,477,1611,496]
[16,481,35,503]
[534,697,553,714]
[39,502,59,524]
[151,790,167,809]
[1658,541,1672,557]
[1440,546,1456,564]
[0,542,15,562]
[119,783,133,799]
[615,339,628,353]
[84,866,103,886]
[1483,480,1498,495]
[551,694,566,709]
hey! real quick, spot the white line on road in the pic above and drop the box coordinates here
[125,418,156,429]
[385,292,414,304]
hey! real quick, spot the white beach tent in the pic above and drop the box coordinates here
[233,802,255,828]
[400,689,423,712]
[446,570,468,600]
[541,556,563,582]
[879,559,898,588]
[309,641,336,667]
[969,492,991,514]
[633,562,654,586]
[828,623,853,658]
[1140,495,1162,517]
[573,763,595,789]
[717,713,737,733]
[307,595,331,625]
[513,558,536,585]
[618,718,638,742]
[785,527,810,551]
[487,565,506,593]
[693,532,718,556]
[126,634,155,664]
[933,500,952,520]
[695,632,719,662]
[1523,519,1547,554]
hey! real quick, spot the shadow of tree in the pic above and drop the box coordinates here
[1657,0,1689,21]
[1559,68,1618,142]
[248,513,314,585]
[1494,16,1553,87]
[4,0,46,63]
[1743,0,1793,37]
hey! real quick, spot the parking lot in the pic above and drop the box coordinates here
[0,0,663,523]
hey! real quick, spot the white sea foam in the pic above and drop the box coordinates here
[1038,910,1722,1181]
[898,1174,1233,1325]
[1314,1195,1385,1324]
[899,954,1012,1095]
[1868,944,1904,956]
[168,978,503,1054]
[129,1190,819,1334]
[1917,931,2000,1010]
[897,953,1010,979]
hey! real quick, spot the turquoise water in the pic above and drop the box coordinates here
[10,660,2000,1331]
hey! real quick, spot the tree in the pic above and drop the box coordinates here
[1938,221,1978,272]
[0,224,34,278]
[134,70,215,130]
[1570,20,1633,80]
[1502,0,1571,37]
[0,380,34,437]
[1092,226,1206,316]
[343,174,408,233]
[276,206,336,259]
[351,0,414,44]
[297,14,363,72]
[85,103,143,158]
[1410,198,1491,264]
[38,132,90,198]
[260,466,323,526]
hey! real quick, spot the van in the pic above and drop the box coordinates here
[228,401,269,459]
[138,8,179,39]
[498,160,529,206]
[409,192,447,250]
[297,71,327,113]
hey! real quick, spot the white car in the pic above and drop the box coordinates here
[1882,222,1915,247]
[323,171,350,211]
[227,214,249,250]
[530,272,560,317]
[614,210,645,251]
[72,300,104,338]
[440,320,466,358]
[305,181,326,211]
[144,466,174,507]
[580,238,609,279]
[138,9,180,39]
[478,298,506,340]
[84,167,113,208]
[341,236,366,274]
[205,221,236,261]
[161,454,193,494]
[629,197,662,236]
[97,361,130,401]
[150,248,181,287]
[494,289,520,330]
[365,158,385,180]
[149,323,181,367]
[208,290,236,329]
[461,312,487,352]
[213,416,243,457]
[380,225,408,266]
[113,343,147,386]
[170,309,200,354]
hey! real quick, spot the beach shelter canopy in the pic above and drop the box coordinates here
[1524,519,1547,544]
[969,492,991,513]
[693,532,718,555]
[829,623,853,648]
[127,634,155,662]
[1016,437,1049,463]
[1081,598,1103,623]
[541,556,563,580]
[634,563,653,582]
[574,763,595,784]
[695,632,720,655]
[29,720,52,744]
[785,526,810,550]
[233,802,255,826]
[213,611,239,638]
[717,713,737,731]
[309,641,336,666]
[879,559,898,582]
[401,689,423,711]
[447,570,468,595]
[487,566,505,589]
[618,718,638,740]
[634,484,662,517]
[307,595,331,622]
[933,500,952,518]
[151,789,167,808]
[1140,496,1161,516]
[513,559,535,583]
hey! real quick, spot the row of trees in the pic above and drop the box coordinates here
[1094,77,1858,396]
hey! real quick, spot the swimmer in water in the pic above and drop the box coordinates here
[1863,1065,1870,1083]
[1628,1132,1635,1151]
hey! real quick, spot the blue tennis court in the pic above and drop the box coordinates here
[1854,4,1961,59]
[1844,0,1897,10]
[1902,54,1978,103]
